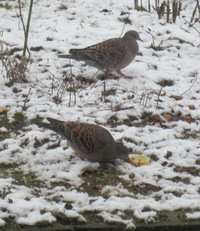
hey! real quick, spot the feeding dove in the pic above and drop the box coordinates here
[31,117,131,163]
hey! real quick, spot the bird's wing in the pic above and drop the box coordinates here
[65,122,107,154]
[84,38,127,67]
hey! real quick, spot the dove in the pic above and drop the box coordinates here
[58,30,142,78]
[31,117,131,163]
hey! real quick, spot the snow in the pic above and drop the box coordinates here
[0,0,200,228]
[17,211,56,226]
[186,211,200,220]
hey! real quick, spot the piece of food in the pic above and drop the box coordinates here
[129,154,150,166]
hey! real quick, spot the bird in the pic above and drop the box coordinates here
[31,117,131,163]
[58,30,142,78]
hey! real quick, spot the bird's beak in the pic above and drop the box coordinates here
[139,37,143,42]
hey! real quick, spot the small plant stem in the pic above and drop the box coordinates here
[23,0,34,57]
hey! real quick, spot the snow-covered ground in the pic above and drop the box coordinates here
[0,0,200,228]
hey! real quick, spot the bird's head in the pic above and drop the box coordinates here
[123,30,143,42]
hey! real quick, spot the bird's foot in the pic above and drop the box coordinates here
[117,71,135,79]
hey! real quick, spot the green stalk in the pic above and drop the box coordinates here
[23,0,34,57]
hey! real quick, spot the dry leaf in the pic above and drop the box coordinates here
[170,95,182,100]
[188,105,195,110]
[163,113,172,121]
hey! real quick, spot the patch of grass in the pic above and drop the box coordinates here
[0,163,42,188]
[30,46,44,52]
[58,4,68,10]
[24,171,38,185]
[150,39,165,51]
[0,185,12,199]
[141,111,153,120]
[158,79,175,87]
[167,176,190,184]
[47,140,61,149]
[180,131,198,139]
[46,37,53,41]
[174,166,200,177]
[12,111,26,130]
[0,44,29,85]
[118,17,132,24]
[0,111,27,142]
[0,114,11,141]
[127,115,138,121]
[80,165,128,197]
[34,137,50,148]
[149,153,159,161]
[20,137,29,148]
[107,115,119,127]
[0,2,12,10]
[79,165,161,198]
[123,137,138,145]
[13,110,25,121]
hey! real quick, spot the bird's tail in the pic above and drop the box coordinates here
[57,54,73,59]
[69,48,88,57]
[58,49,87,60]
[30,117,66,138]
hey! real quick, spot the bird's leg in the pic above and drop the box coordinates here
[102,69,109,101]
[117,70,135,79]
[103,69,109,102]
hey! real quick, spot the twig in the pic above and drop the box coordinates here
[68,59,74,107]
[166,0,170,23]
[18,0,31,59]
[182,19,200,35]
[134,0,139,10]
[23,88,32,111]
[148,0,151,12]
[190,1,198,25]
[156,86,163,109]
[172,0,178,23]
[197,0,200,15]
[180,75,198,97]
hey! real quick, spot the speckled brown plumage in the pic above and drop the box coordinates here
[58,30,142,78]
[32,117,130,163]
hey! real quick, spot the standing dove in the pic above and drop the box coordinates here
[58,30,142,78]
[31,117,131,163]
